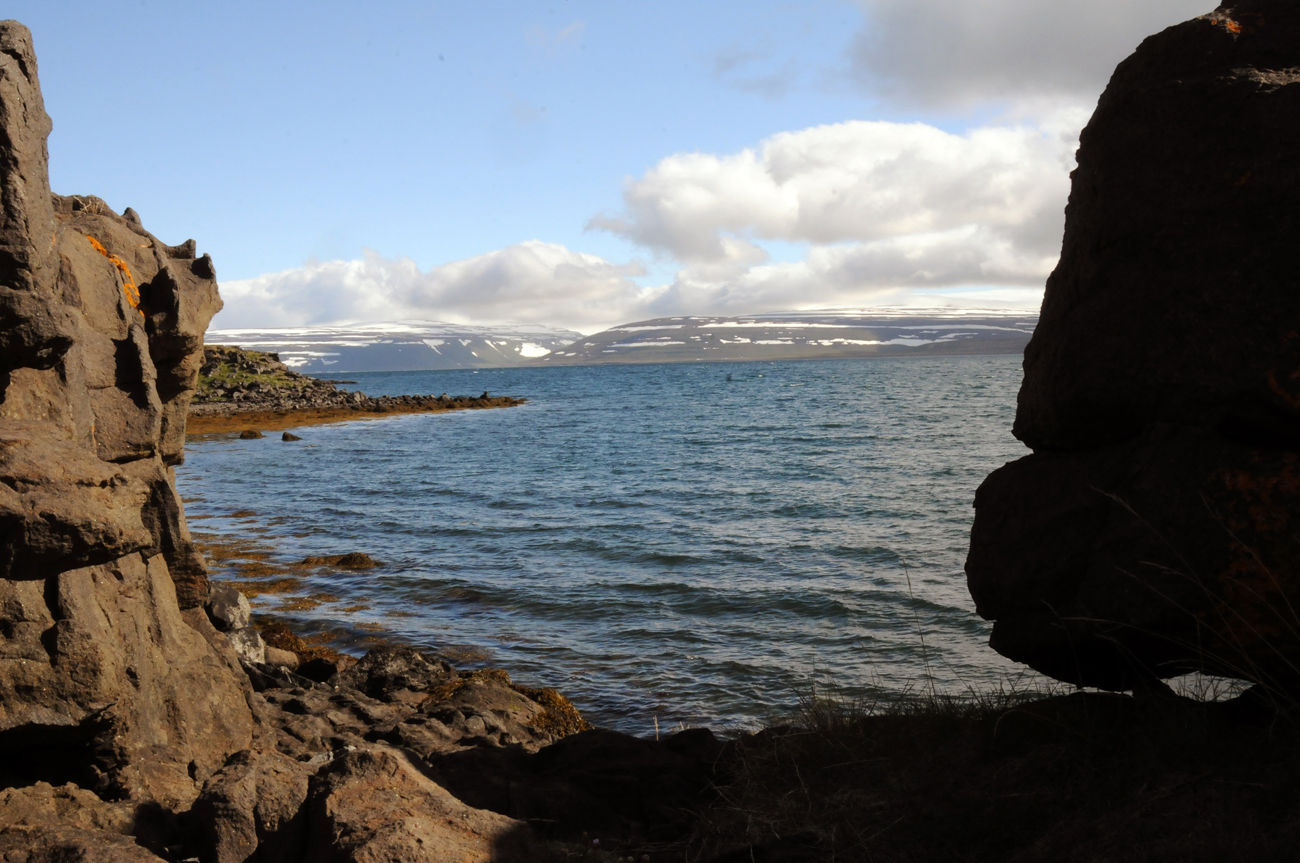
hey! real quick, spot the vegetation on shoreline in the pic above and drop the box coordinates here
[666,680,1300,862]
[187,344,526,434]
[196,345,308,402]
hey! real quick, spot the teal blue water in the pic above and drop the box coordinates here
[176,356,1035,732]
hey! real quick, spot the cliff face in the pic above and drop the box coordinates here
[967,1,1300,691]
[0,20,253,807]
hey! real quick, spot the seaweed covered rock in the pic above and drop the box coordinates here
[967,1,1300,691]
[0,19,252,811]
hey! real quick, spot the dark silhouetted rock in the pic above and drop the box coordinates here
[967,1,1300,692]
[427,727,722,846]
[281,431,301,441]
[1015,3,1300,452]
[237,429,263,439]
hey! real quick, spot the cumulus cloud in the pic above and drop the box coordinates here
[212,241,660,333]
[590,110,1083,293]
[641,223,1054,320]
[849,0,1212,108]
[222,111,1073,334]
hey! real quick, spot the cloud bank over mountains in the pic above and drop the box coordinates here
[213,1,1208,334]
[220,113,1079,332]
[219,242,652,331]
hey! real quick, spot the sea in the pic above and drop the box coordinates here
[176,355,1043,734]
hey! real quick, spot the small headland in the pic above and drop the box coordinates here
[187,344,525,434]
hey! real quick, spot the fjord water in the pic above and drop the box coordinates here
[177,356,1036,732]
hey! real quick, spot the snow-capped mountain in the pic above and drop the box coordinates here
[204,321,582,373]
[540,309,1037,365]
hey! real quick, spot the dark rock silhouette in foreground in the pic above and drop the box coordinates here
[967,1,1300,691]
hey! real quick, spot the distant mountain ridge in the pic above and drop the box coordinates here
[205,320,583,373]
[208,309,1037,373]
[541,309,1038,366]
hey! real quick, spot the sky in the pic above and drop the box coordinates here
[12,0,1211,333]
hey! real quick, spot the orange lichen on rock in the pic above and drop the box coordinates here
[87,235,142,314]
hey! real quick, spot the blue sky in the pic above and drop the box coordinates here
[12,1,1209,332]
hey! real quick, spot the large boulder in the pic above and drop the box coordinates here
[304,747,533,862]
[190,749,314,863]
[0,782,161,862]
[967,1,1300,691]
[0,19,252,809]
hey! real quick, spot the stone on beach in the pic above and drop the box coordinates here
[304,747,533,863]
[206,583,253,631]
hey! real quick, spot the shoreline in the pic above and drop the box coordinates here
[182,498,1300,862]
[186,395,526,434]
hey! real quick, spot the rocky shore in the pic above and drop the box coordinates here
[9,3,1300,862]
[188,345,525,435]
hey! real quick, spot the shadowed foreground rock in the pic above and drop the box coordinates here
[967,0,1300,691]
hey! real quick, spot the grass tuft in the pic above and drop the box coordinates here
[678,675,1300,863]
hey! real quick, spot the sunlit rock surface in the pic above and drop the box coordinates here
[0,19,252,813]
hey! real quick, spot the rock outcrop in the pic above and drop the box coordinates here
[0,18,255,817]
[0,20,728,863]
[967,1,1300,691]
[192,344,523,417]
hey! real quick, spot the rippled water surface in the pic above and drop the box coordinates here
[177,356,1036,731]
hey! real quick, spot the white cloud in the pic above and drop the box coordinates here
[225,0,1200,332]
[642,223,1053,319]
[211,241,660,334]
[588,110,1082,316]
[219,112,1069,334]
[849,0,1212,108]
